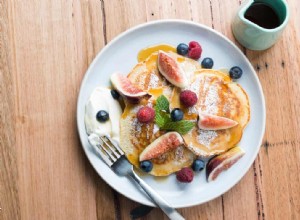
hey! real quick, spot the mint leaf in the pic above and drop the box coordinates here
[155,109,171,127]
[155,95,169,112]
[161,120,195,135]
[154,94,195,134]
[155,95,170,127]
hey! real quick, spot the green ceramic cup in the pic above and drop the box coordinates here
[232,0,289,50]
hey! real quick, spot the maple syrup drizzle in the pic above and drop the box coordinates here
[148,87,163,100]
[137,44,176,62]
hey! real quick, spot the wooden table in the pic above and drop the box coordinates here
[1,1,299,219]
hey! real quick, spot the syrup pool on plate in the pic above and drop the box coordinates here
[137,44,176,62]
[148,87,163,100]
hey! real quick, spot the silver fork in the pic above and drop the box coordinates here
[88,134,185,220]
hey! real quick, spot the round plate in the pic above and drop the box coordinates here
[77,20,266,208]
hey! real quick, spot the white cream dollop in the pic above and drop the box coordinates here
[84,87,122,142]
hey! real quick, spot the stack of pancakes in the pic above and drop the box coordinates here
[119,52,250,176]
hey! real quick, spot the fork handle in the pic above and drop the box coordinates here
[128,171,185,220]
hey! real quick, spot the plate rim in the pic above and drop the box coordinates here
[76,19,266,208]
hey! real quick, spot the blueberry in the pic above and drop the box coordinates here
[201,57,214,69]
[171,108,184,121]
[140,160,153,172]
[110,89,120,99]
[176,43,189,56]
[96,110,109,122]
[229,66,243,79]
[192,159,205,172]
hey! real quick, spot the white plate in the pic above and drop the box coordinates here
[77,20,266,208]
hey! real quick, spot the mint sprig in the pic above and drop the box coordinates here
[161,120,195,135]
[155,109,171,127]
[155,95,169,112]
[154,95,171,127]
[154,95,195,135]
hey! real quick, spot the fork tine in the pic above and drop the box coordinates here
[100,136,122,159]
[95,143,114,166]
[105,135,124,156]
[99,141,118,162]
[88,134,113,166]
[88,133,126,167]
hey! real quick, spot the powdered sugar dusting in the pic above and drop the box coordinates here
[148,73,159,89]
[204,85,219,115]
[130,118,143,148]
[190,75,220,115]
[190,76,202,94]
[175,146,184,161]
[138,74,147,88]
[146,124,151,139]
[187,76,202,114]
[197,130,218,147]
[153,124,160,134]
[132,118,142,134]
[223,102,231,114]
[188,106,198,114]
[146,102,154,108]
[189,143,208,155]
[179,62,196,83]
[131,105,141,114]
[156,153,166,161]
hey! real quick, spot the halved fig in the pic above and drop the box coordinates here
[198,112,238,130]
[157,51,188,88]
[111,72,148,98]
[206,146,245,182]
[139,132,184,161]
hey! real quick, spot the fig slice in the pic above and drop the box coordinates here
[139,132,184,161]
[198,112,238,130]
[110,72,148,98]
[206,146,245,182]
[157,51,188,88]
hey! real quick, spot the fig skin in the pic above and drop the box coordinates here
[157,51,188,88]
[206,147,245,182]
[110,72,148,98]
[198,112,238,130]
[139,132,184,161]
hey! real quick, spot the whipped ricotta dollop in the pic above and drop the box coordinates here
[84,87,122,142]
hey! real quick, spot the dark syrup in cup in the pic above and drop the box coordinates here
[244,2,281,29]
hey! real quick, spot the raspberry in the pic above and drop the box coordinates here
[137,106,155,123]
[180,90,198,107]
[176,167,194,183]
[188,41,202,60]
[189,41,201,49]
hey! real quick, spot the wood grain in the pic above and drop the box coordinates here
[0,0,20,219]
[244,0,300,218]
[1,0,115,219]
[0,0,299,219]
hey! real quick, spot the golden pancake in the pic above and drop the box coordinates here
[119,49,250,175]
[120,113,195,176]
[119,52,198,176]
[170,69,250,156]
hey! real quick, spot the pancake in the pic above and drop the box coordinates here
[119,50,250,175]
[170,69,250,156]
[120,113,195,176]
[119,52,198,176]
[127,51,201,100]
